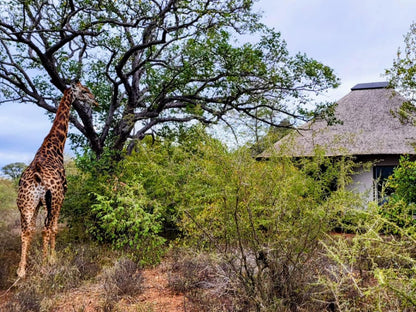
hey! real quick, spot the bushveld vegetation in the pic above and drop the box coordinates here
[2,126,416,311]
[2,2,416,310]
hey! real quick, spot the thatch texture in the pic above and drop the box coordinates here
[262,83,416,157]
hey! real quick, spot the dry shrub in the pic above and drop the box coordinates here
[3,284,42,312]
[166,246,335,312]
[4,257,81,311]
[0,234,20,290]
[166,249,250,312]
[70,244,102,280]
[102,258,143,309]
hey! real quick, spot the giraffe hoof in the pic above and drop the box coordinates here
[49,255,57,265]
[16,268,26,278]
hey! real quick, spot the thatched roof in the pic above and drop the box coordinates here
[261,82,416,157]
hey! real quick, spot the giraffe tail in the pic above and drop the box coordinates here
[33,162,53,227]
[34,162,43,184]
[45,190,53,227]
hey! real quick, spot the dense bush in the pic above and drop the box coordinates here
[319,208,416,311]
[62,126,370,310]
[62,152,166,265]
[60,126,416,310]
[386,156,416,204]
[62,126,221,263]
[175,148,362,311]
[378,156,416,235]
[89,178,166,264]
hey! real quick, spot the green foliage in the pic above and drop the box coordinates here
[379,199,416,236]
[0,178,16,211]
[377,156,416,235]
[385,156,416,204]
[319,209,416,311]
[89,179,165,265]
[62,152,165,265]
[63,125,373,310]
[0,0,339,157]
[168,137,360,310]
[59,125,416,310]
[387,22,416,125]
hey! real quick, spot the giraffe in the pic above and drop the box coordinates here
[16,82,97,278]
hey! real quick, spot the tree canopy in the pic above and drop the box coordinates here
[1,162,26,180]
[387,22,416,124]
[0,0,339,158]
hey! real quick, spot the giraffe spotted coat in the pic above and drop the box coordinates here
[16,82,97,278]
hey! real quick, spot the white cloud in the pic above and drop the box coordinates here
[256,0,416,92]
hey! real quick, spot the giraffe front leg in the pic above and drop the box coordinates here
[46,217,59,264]
[42,198,62,264]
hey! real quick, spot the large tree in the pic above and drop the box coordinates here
[0,0,339,158]
[1,162,26,180]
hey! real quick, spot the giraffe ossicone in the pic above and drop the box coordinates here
[16,82,97,278]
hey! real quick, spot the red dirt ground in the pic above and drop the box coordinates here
[0,265,186,311]
[137,267,185,312]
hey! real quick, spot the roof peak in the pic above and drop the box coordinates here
[351,81,389,91]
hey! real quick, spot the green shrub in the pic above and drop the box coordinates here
[175,147,359,310]
[378,156,416,235]
[63,150,167,264]
[319,211,416,311]
[379,198,416,236]
[386,156,416,204]
[89,177,166,264]
[62,126,226,262]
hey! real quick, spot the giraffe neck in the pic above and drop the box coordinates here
[38,88,74,162]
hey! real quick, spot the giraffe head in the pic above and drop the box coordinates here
[70,81,98,106]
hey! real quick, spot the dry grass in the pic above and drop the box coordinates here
[102,258,144,310]
[165,248,249,312]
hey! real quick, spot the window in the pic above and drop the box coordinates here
[373,166,395,202]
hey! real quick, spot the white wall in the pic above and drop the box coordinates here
[347,155,401,203]
[348,166,373,202]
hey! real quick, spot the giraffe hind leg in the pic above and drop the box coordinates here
[17,200,41,278]
[42,189,53,261]
[18,228,34,278]
[49,193,64,263]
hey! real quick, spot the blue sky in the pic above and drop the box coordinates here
[1,0,416,169]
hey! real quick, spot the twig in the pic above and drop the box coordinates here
[0,277,21,299]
